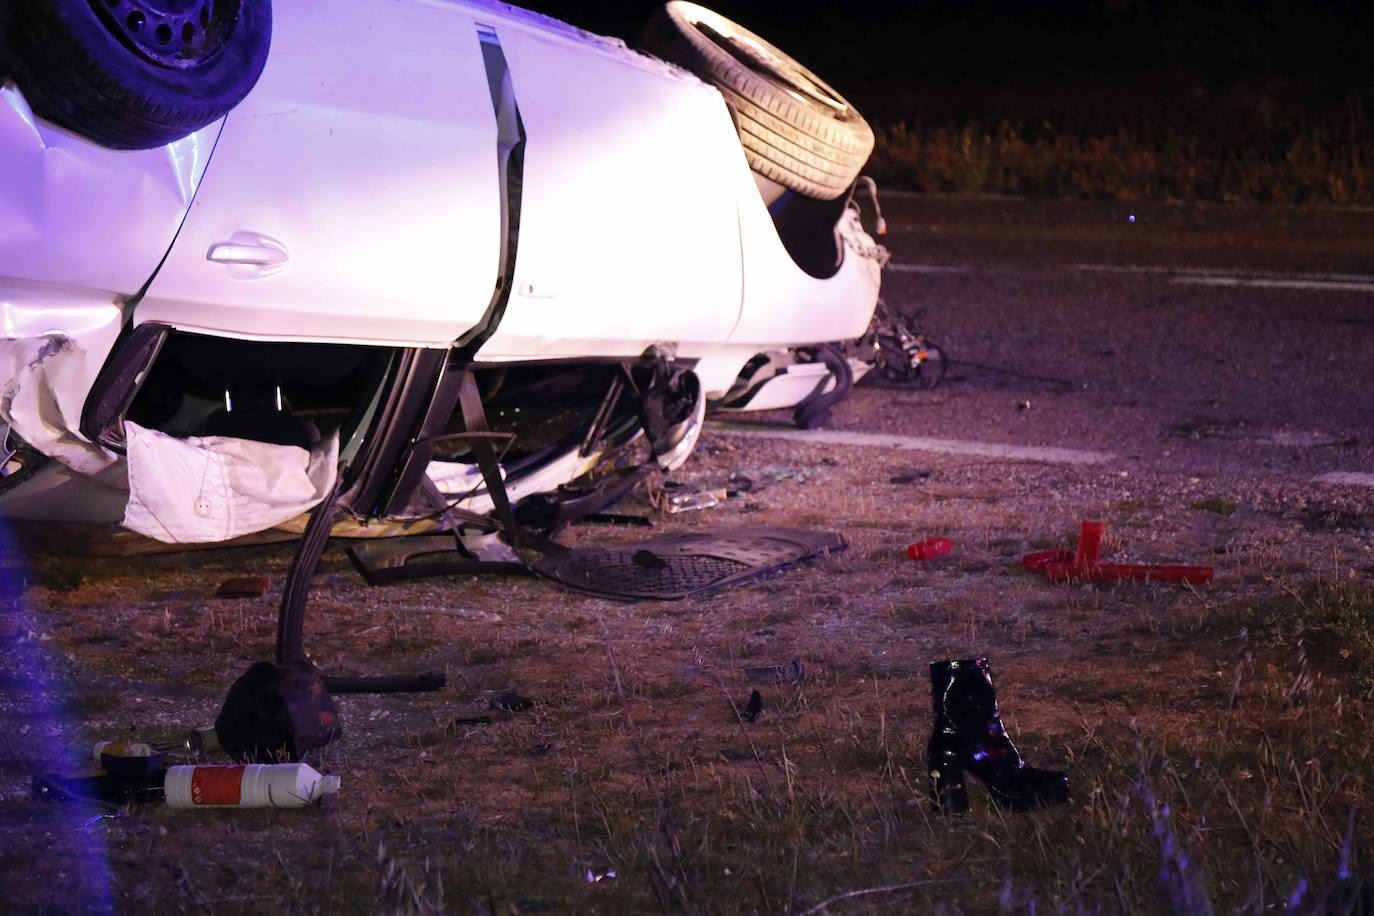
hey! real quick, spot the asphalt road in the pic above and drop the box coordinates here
[819,192,1374,486]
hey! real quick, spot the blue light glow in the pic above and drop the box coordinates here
[0,520,115,912]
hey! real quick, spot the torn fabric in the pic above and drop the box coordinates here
[122,423,338,544]
[426,459,486,496]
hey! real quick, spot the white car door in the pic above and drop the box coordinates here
[135,0,502,349]
[475,15,745,361]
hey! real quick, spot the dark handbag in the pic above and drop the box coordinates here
[214,658,342,763]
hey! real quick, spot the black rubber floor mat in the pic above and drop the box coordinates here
[533,527,846,601]
[348,536,531,586]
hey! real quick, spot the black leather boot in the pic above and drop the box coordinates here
[927,658,1069,813]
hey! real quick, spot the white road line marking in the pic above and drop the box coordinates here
[1071,263,1374,283]
[888,261,1374,292]
[885,263,975,274]
[1174,276,1374,293]
[1314,472,1374,487]
[707,423,1114,465]
[710,425,1373,487]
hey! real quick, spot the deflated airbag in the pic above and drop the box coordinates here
[122,423,338,544]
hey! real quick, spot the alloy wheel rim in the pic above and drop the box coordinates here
[88,0,242,69]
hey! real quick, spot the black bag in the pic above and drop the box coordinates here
[214,658,342,763]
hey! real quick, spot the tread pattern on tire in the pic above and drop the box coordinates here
[640,2,873,200]
[0,1,270,150]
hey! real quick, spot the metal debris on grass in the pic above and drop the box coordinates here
[450,689,536,727]
[665,486,720,514]
[744,657,804,685]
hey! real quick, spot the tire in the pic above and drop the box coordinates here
[0,0,271,150]
[639,1,874,201]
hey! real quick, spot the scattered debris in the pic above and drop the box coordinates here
[1172,417,1354,448]
[1015,400,1032,412]
[573,512,654,527]
[907,537,953,561]
[32,770,165,806]
[632,549,667,570]
[91,740,154,764]
[82,812,124,827]
[927,658,1069,814]
[1171,416,1249,440]
[215,575,271,598]
[665,485,720,514]
[585,869,617,883]
[744,657,804,685]
[33,743,166,806]
[214,658,342,763]
[97,745,167,780]
[741,689,764,722]
[450,689,536,727]
[655,467,808,516]
[729,468,806,490]
[164,762,339,808]
[754,466,813,490]
[852,301,948,389]
[1023,520,1213,586]
[726,472,754,494]
[449,710,501,728]
[183,727,221,756]
[535,529,845,601]
[1301,505,1372,532]
[489,689,535,713]
[1189,497,1238,516]
[347,535,533,586]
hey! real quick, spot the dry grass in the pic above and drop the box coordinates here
[1,436,1372,913]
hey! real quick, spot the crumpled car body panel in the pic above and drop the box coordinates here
[0,83,216,298]
[0,0,883,548]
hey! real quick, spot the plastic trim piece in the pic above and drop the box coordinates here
[456,25,527,358]
[78,322,169,453]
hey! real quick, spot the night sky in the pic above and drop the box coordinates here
[518,1,1372,124]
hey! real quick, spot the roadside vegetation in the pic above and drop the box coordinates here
[867,91,1371,206]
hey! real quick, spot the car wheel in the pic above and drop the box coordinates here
[0,0,271,149]
[640,1,874,201]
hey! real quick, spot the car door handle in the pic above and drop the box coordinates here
[206,232,289,277]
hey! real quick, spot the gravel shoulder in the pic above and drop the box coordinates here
[0,195,1371,912]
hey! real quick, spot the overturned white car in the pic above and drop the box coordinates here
[0,0,887,554]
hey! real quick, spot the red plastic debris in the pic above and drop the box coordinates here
[1041,561,1213,585]
[1022,548,1073,571]
[1022,521,1213,586]
[1076,520,1104,566]
[215,576,272,598]
[907,537,953,561]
